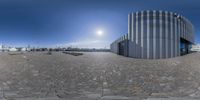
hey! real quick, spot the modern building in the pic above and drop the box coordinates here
[110,10,195,59]
[191,44,200,52]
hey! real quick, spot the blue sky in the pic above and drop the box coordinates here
[0,0,199,48]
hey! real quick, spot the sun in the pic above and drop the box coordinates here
[97,30,103,36]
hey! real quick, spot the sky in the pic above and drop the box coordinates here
[0,0,200,48]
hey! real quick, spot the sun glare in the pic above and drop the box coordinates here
[97,30,103,36]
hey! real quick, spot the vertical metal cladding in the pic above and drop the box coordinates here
[165,11,168,58]
[153,10,156,59]
[110,10,195,59]
[147,10,150,59]
[141,11,144,58]
[174,13,177,57]
[159,10,162,58]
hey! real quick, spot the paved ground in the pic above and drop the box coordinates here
[0,52,200,100]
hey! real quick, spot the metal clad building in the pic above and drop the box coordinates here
[110,10,195,59]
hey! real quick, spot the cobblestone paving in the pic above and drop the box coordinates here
[0,52,199,100]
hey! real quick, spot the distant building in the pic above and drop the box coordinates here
[191,44,200,52]
[21,47,27,51]
[111,10,195,59]
[9,47,18,52]
[1,45,9,52]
